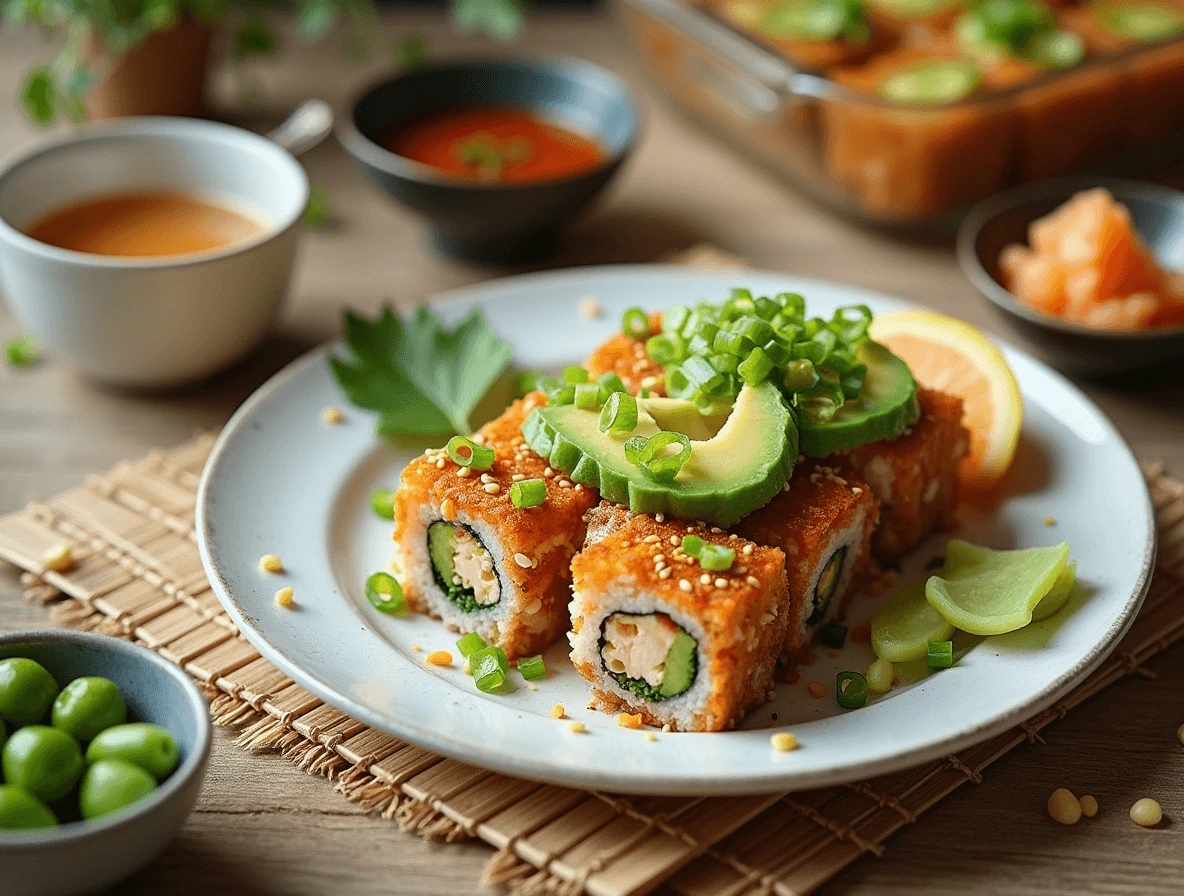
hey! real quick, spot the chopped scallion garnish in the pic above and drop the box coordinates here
[698,543,735,571]
[681,534,704,558]
[515,370,545,397]
[471,645,510,692]
[598,392,638,434]
[623,436,648,466]
[446,435,495,470]
[4,334,38,368]
[510,478,546,509]
[636,431,691,483]
[370,487,396,520]
[836,671,868,709]
[738,346,774,385]
[455,632,487,658]
[365,572,404,615]
[927,640,954,670]
[645,333,685,367]
[563,365,589,385]
[574,382,601,409]
[518,655,546,680]
[596,371,628,400]
[621,307,650,339]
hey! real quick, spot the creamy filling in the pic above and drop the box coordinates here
[428,521,501,613]
[602,613,678,686]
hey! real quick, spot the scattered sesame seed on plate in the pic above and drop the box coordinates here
[1048,788,1081,825]
[550,703,566,719]
[514,552,533,568]
[259,554,283,573]
[578,298,602,320]
[1130,798,1162,827]
[425,650,452,666]
[274,587,294,609]
[770,732,797,752]
[567,721,587,734]
[42,543,73,573]
[321,406,344,424]
[808,682,826,698]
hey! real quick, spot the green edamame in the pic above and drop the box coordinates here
[52,676,127,742]
[2,725,84,801]
[0,784,57,829]
[0,658,60,726]
[86,723,179,781]
[79,759,157,820]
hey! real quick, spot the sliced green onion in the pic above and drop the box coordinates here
[638,386,651,399]
[836,671,868,710]
[518,655,546,681]
[664,366,694,400]
[471,646,510,692]
[596,371,628,398]
[365,572,404,615]
[754,295,780,319]
[830,304,873,342]
[515,370,545,398]
[729,287,754,309]
[623,436,648,466]
[622,307,650,339]
[646,333,685,367]
[738,346,774,385]
[447,435,495,470]
[784,359,819,391]
[776,292,806,317]
[713,329,753,357]
[510,478,546,509]
[927,640,954,670]
[563,365,589,385]
[662,304,691,334]
[599,392,638,434]
[709,352,741,375]
[682,534,704,558]
[370,487,396,520]
[682,356,725,395]
[686,334,713,357]
[638,431,692,482]
[456,632,487,658]
[735,315,774,346]
[866,657,893,695]
[817,623,847,649]
[699,543,735,571]
[4,334,38,368]
[574,382,601,409]
[762,340,792,367]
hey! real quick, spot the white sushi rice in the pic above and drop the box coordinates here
[568,583,713,731]
[797,505,871,635]
[401,503,552,645]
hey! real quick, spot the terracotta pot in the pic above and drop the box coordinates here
[85,20,213,120]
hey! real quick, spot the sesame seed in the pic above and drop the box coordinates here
[658,568,672,579]
[670,535,680,546]
[808,682,826,698]
[662,724,672,732]
[322,406,344,424]
[558,479,573,489]
[644,535,660,544]
[715,578,728,589]
[743,544,754,555]
[655,513,665,523]
[640,375,658,388]
[484,483,501,494]
[617,712,642,729]
[679,579,692,592]
[457,467,472,478]
[544,467,555,478]
[710,527,722,534]
[852,487,863,496]
[550,703,566,719]
[700,573,712,585]
[470,434,485,444]
[578,297,602,320]
[42,543,73,573]
[1130,798,1162,827]
[645,732,657,742]
[435,458,446,469]
[1048,789,1081,825]
[567,721,586,734]
[654,554,666,563]
[411,645,422,652]
[274,587,294,608]
[425,650,452,666]
[771,732,797,752]
[747,576,761,587]
[512,474,525,482]
[441,499,457,521]
[735,566,748,575]
[480,473,495,484]
[527,683,538,691]
[259,554,283,574]
[514,552,533,568]
[1080,795,1098,818]
[1044,516,1057,527]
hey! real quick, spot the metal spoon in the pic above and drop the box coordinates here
[268,99,334,157]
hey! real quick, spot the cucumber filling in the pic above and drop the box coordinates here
[877,60,981,105]
[600,612,698,701]
[808,546,847,626]
[427,521,501,613]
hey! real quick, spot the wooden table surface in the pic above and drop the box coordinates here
[2,12,1183,895]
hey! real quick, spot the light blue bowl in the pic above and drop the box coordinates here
[0,630,212,896]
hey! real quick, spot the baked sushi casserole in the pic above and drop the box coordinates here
[389,290,973,732]
[707,0,1184,218]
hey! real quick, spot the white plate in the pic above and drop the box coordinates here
[196,265,1154,796]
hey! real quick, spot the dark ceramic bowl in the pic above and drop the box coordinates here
[338,56,640,263]
[0,630,212,896]
[958,177,1184,377]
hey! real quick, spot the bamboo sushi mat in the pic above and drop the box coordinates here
[2,439,1184,894]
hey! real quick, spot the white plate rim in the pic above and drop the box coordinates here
[196,263,1156,795]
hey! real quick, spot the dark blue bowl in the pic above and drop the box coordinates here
[958,177,1184,377]
[338,57,640,264]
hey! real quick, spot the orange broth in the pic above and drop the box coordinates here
[384,107,606,184]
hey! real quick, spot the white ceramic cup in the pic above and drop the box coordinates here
[0,117,308,388]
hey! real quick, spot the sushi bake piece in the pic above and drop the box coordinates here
[714,0,893,72]
[1062,0,1184,146]
[735,457,879,640]
[839,387,969,562]
[392,394,598,660]
[946,0,1122,180]
[822,48,1019,218]
[583,312,666,396]
[570,504,790,732]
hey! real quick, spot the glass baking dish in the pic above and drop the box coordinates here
[615,0,1184,228]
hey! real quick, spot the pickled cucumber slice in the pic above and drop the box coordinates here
[1030,559,1076,621]
[798,341,920,456]
[878,60,982,105]
[660,631,699,698]
[522,382,796,526]
[871,580,956,662]
[925,540,1071,635]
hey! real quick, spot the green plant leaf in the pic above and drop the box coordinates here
[328,306,512,437]
[452,0,523,40]
[21,67,55,127]
[395,33,427,70]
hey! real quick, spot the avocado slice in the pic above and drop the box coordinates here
[522,382,796,527]
[798,341,920,456]
[808,546,847,626]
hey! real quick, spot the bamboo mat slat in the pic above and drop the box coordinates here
[2,436,1184,896]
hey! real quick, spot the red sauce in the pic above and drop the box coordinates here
[384,106,606,184]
